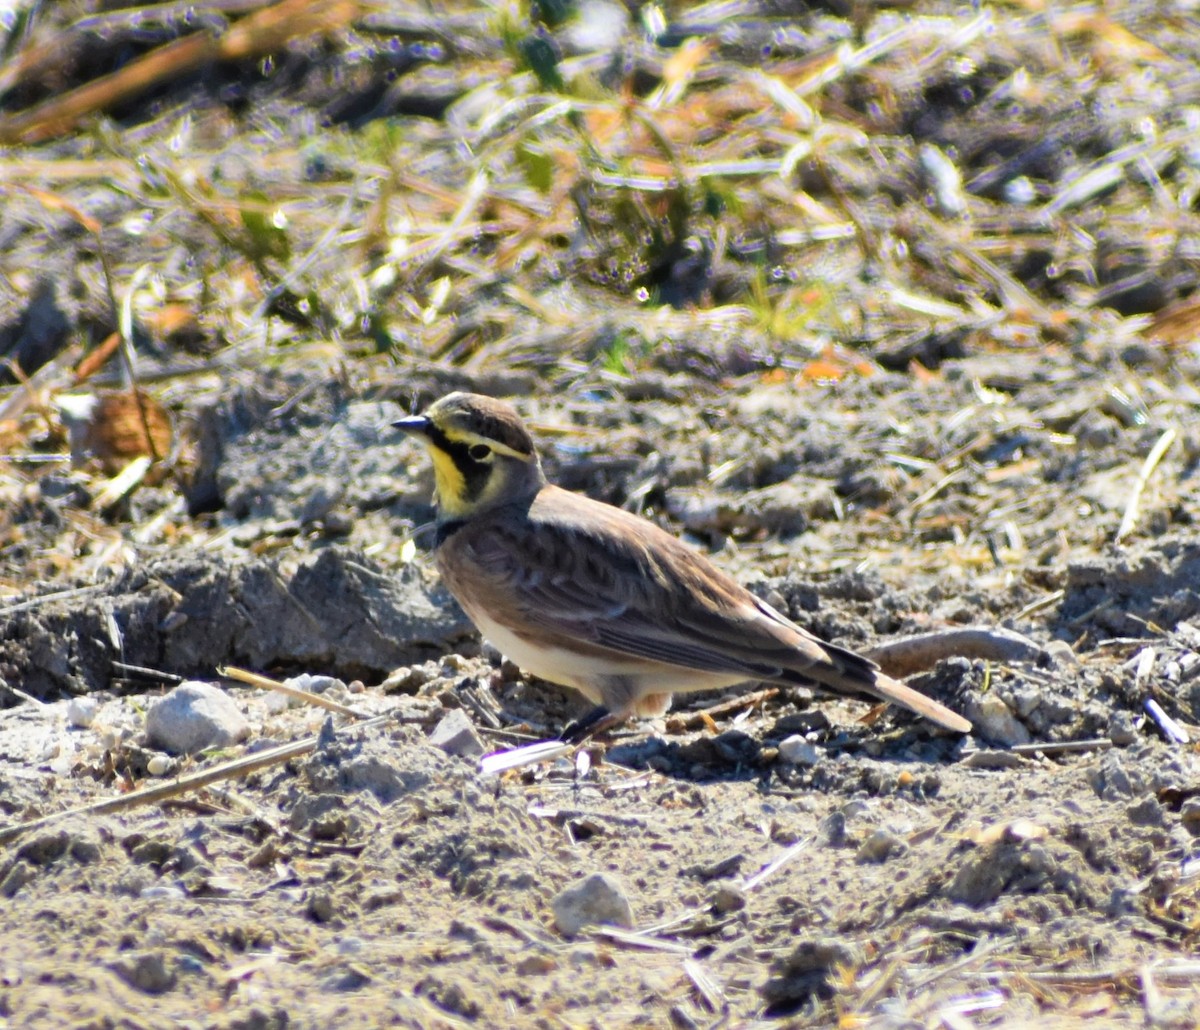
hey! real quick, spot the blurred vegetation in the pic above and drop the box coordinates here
[0,0,1196,391]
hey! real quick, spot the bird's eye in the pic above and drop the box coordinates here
[468,443,492,462]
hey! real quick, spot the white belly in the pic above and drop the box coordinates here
[469,609,746,703]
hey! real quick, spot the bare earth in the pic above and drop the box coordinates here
[2,1,1200,1027]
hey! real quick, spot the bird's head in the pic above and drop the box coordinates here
[394,392,545,519]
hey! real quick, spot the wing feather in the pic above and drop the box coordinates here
[441,485,861,683]
[436,485,971,732]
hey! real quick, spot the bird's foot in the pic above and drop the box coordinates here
[559,704,626,744]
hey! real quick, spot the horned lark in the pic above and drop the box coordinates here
[395,392,971,739]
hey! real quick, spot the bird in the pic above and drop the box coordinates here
[394,392,972,740]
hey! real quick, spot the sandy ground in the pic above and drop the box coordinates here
[3,1,1200,1025]
[2,356,1200,1028]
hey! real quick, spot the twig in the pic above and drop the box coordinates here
[1014,590,1064,621]
[479,740,575,776]
[865,627,1046,678]
[665,687,779,731]
[0,680,48,708]
[92,456,152,510]
[1116,427,1176,544]
[0,715,392,846]
[591,927,695,955]
[1006,738,1114,756]
[111,662,183,684]
[742,835,813,892]
[0,0,362,144]
[1144,699,1189,744]
[682,958,726,1012]
[219,665,365,719]
[0,584,106,618]
[961,739,1113,763]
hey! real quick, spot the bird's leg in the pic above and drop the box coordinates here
[559,704,627,743]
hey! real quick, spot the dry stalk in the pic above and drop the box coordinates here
[219,664,366,718]
[665,687,779,731]
[865,627,1045,678]
[0,716,393,847]
[0,0,363,144]
[1116,427,1177,544]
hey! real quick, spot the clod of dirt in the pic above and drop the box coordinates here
[144,681,250,754]
[0,548,474,701]
[110,952,176,995]
[1058,537,1200,640]
[301,724,436,805]
[1089,751,1146,800]
[947,837,1084,908]
[760,938,864,1009]
[551,872,634,936]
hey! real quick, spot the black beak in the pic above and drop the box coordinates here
[393,415,431,436]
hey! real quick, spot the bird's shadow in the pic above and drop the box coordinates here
[599,721,968,791]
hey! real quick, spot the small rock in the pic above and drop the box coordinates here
[856,828,906,863]
[777,735,821,766]
[0,861,35,898]
[145,682,249,755]
[1108,711,1139,747]
[69,836,101,864]
[971,695,1032,746]
[381,661,439,693]
[710,884,746,914]
[285,673,344,695]
[962,749,1026,770]
[552,873,633,936]
[146,754,176,777]
[1089,751,1142,799]
[1181,798,1200,829]
[263,689,295,714]
[428,709,484,758]
[840,800,870,822]
[112,952,176,994]
[442,654,470,674]
[337,936,366,956]
[1126,794,1165,827]
[1043,640,1079,667]
[67,696,98,728]
[307,889,336,923]
[1008,685,1041,719]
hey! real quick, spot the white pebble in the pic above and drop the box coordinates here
[146,754,176,776]
[67,696,99,728]
[777,735,821,766]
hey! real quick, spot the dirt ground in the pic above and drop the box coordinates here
[3,2,1200,1027]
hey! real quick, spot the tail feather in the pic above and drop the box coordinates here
[785,661,972,734]
[857,669,972,733]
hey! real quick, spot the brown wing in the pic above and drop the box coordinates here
[439,486,970,732]
[438,486,842,678]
